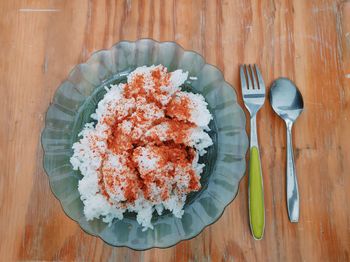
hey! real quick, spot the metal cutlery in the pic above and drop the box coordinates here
[240,64,265,240]
[270,78,304,222]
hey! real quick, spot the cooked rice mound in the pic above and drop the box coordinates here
[70,65,213,230]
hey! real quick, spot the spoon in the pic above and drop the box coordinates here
[269,78,304,222]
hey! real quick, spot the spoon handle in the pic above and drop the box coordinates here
[286,122,299,222]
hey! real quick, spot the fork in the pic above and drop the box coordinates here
[240,64,265,240]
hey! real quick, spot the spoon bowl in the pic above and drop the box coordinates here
[270,78,304,123]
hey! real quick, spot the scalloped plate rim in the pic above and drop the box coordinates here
[41,38,248,249]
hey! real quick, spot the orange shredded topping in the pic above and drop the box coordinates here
[166,95,191,120]
[97,67,200,204]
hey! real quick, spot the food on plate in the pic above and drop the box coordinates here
[70,65,213,230]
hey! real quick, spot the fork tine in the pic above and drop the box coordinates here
[254,64,265,91]
[240,65,247,90]
[245,65,253,89]
[250,65,258,89]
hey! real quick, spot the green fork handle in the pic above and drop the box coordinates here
[249,146,265,240]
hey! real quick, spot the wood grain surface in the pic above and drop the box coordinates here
[1,0,349,261]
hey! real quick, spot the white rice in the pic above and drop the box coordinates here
[70,65,213,231]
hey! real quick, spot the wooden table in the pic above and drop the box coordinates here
[1,0,349,261]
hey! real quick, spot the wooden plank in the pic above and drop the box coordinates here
[0,0,349,261]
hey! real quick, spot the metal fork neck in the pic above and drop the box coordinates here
[250,115,258,148]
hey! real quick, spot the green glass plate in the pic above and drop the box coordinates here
[41,39,248,250]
